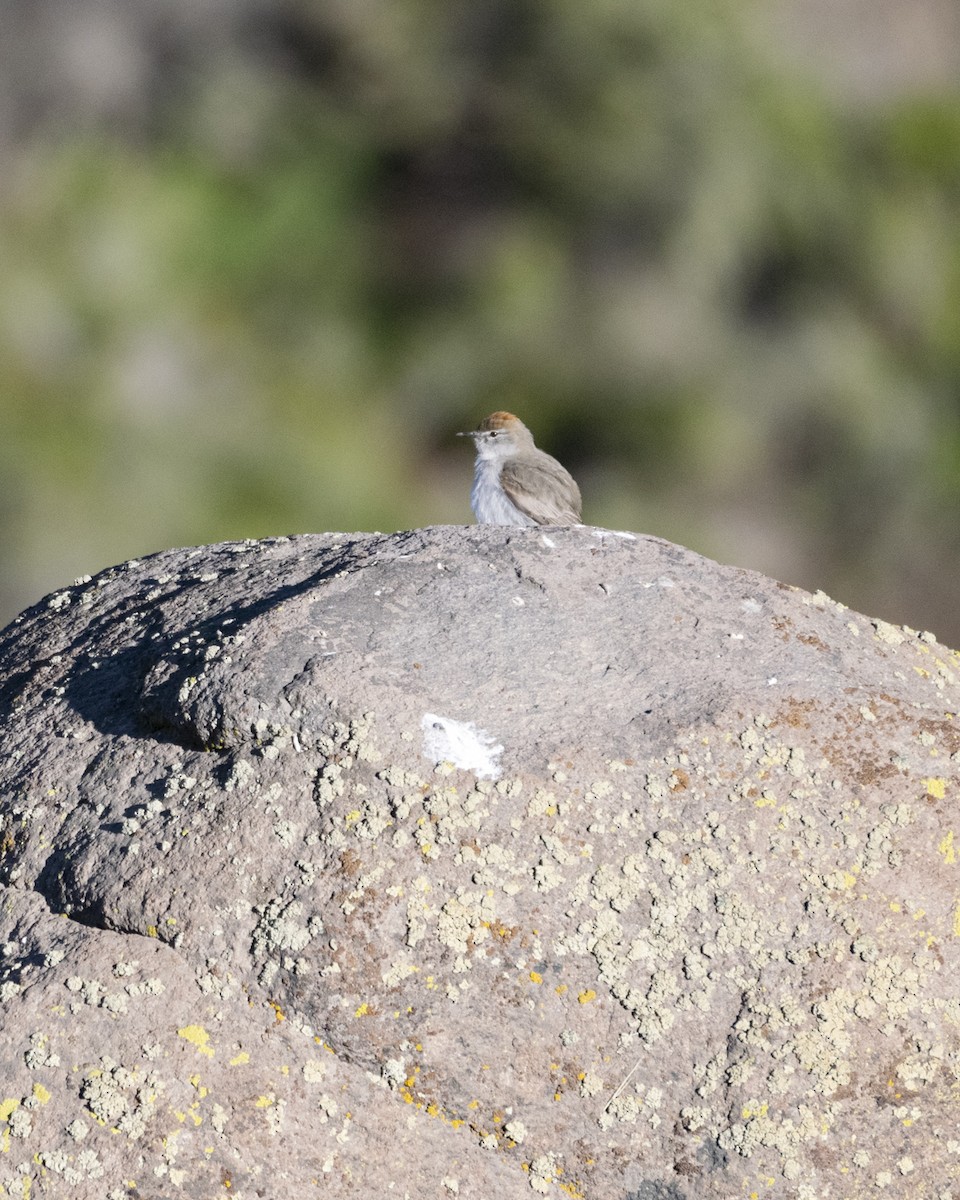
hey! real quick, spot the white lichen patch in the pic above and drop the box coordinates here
[578,1069,603,1098]
[314,761,347,808]
[718,1099,827,1163]
[66,1117,89,1141]
[257,900,312,948]
[382,959,419,987]
[65,975,130,1013]
[24,1031,60,1069]
[528,1152,558,1193]
[503,1118,527,1143]
[436,890,497,962]
[8,1106,31,1138]
[79,1061,160,1138]
[38,1149,70,1173]
[224,757,256,792]
[126,977,165,998]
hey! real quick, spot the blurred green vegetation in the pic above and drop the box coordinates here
[2,0,960,642]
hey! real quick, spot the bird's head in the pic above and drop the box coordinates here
[457,411,534,460]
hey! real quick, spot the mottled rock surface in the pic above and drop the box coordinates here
[1,525,959,1199]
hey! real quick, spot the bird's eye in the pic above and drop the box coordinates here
[490,430,500,437]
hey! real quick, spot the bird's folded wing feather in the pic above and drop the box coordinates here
[500,457,582,525]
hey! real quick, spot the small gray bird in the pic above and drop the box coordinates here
[458,411,582,526]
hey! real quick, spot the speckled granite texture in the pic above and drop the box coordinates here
[0,526,958,1198]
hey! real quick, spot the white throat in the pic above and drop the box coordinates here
[473,435,519,463]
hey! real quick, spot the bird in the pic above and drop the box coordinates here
[458,411,582,526]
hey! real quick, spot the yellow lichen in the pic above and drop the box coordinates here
[177,1025,215,1058]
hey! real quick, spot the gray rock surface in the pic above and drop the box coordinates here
[1,524,959,1198]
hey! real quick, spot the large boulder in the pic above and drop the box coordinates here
[0,525,958,1198]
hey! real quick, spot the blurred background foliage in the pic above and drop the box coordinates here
[2,0,960,641]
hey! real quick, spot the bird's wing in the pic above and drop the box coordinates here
[499,456,582,525]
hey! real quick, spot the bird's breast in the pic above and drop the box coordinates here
[471,459,536,526]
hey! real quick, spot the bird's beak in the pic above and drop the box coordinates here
[456,431,474,438]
